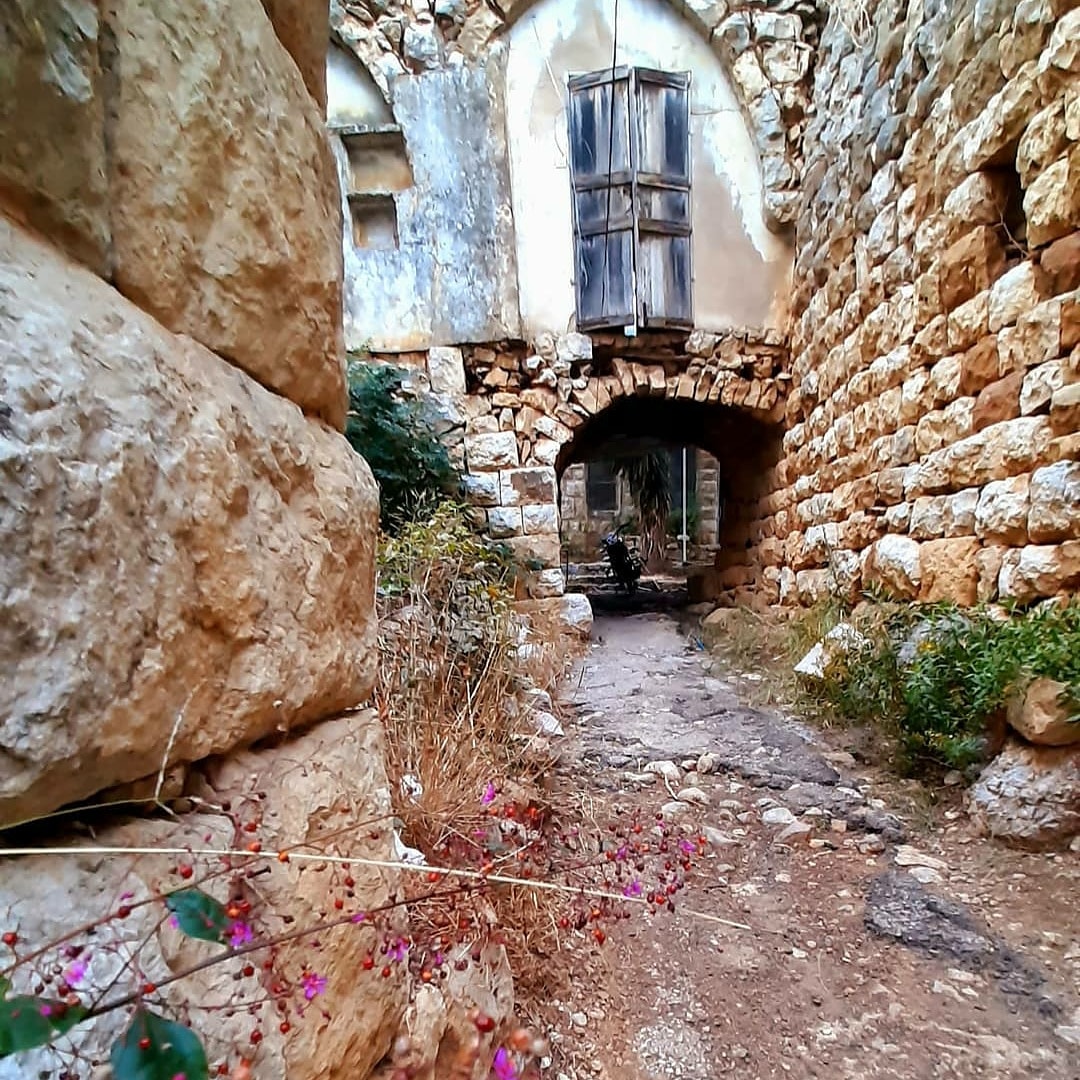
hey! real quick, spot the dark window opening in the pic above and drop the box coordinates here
[586,460,619,513]
[567,67,693,334]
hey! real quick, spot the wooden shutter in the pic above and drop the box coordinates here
[633,69,692,329]
[568,69,636,330]
[568,67,692,333]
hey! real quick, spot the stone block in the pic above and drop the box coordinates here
[865,534,922,599]
[919,538,981,604]
[1024,145,1080,247]
[522,503,559,535]
[259,0,329,109]
[106,0,347,426]
[975,475,1031,544]
[959,337,1002,395]
[977,544,1006,601]
[939,227,1007,311]
[1040,232,1080,295]
[1020,359,1065,414]
[968,736,1080,849]
[465,430,518,470]
[1008,678,1080,747]
[499,466,557,506]
[487,506,523,538]
[1050,382,1080,434]
[427,346,467,396]
[988,261,1048,332]
[960,62,1039,173]
[1018,100,1069,186]
[942,172,1013,235]
[998,540,1080,601]
[463,471,500,506]
[0,218,378,826]
[973,371,1024,430]
[0,0,110,273]
[1028,460,1080,542]
[948,292,990,351]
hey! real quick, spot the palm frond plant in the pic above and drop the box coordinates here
[614,452,671,569]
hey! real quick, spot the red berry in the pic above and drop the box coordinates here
[242,965,255,978]
[247,841,262,853]
[333,898,344,910]
[116,905,132,919]
[592,929,607,945]
[179,865,194,880]
[279,1022,291,1034]
[343,876,356,889]
[244,821,258,833]
[381,966,392,978]
[362,955,375,970]
[142,983,156,995]
[250,1030,262,1044]
[1,932,16,947]
[138,1038,152,1051]
[474,1013,496,1033]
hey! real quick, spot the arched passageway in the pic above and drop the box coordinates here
[555,396,783,603]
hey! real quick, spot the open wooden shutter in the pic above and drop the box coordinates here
[633,69,692,329]
[568,69,636,330]
[568,67,692,333]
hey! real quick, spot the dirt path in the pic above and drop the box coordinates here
[542,611,1080,1080]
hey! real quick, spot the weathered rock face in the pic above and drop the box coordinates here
[0,712,408,1080]
[261,0,330,110]
[1007,677,1080,747]
[0,0,109,274]
[107,0,346,428]
[967,737,1080,849]
[0,219,378,827]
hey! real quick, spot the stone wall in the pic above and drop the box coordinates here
[766,0,1080,608]
[0,1,379,824]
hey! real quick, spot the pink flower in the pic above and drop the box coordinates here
[351,912,367,924]
[492,1047,518,1080]
[63,959,88,986]
[228,921,254,948]
[301,971,327,1000]
[481,782,497,806]
[678,839,696,855]
[623,880,643,898]
[387,938,409,963]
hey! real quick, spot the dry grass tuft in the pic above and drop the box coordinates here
[373,505,576,995]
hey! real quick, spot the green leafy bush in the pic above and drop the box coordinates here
[812,600,1080,773]
[344,361,461,532]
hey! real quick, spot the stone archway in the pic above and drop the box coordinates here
[457,329,789,601]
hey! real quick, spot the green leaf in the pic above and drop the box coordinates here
[0,995,88,1057]
[164,888,229,944]
[111,1010,208,1080]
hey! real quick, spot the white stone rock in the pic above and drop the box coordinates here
[464,430,519,470]
[968,737,1080,848]
[645,760,683,784]
[866,534,922,598]
[794,622,867,679]
[894,845,949,872]
[677,786,711,806]
[427,346,467,396]
[1029,461,1080,543]
[988,262,1044,333]
[558,592,594,637]
[761,806,798,827]
[487,506,523,538]
[975,475,1030,544]
[1020,359,1065,415]
[555,333,592,362]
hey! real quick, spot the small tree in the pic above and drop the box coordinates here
[344,362,461,532]
[614,453,671,568]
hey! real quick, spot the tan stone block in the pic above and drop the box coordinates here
[1065,295,1080,351]
[959,337,1002,395]
[948,292,990,352]
[973,371,1024,430]
[930,354,963,404]
[1017,100,1068,186]
[499,466,556,506]
[915,410,949,456]
[1050,381,1080,434]
[1021,359,1066,414]
[960,62,1039,173]
[976,544,1006,601]
[865,534,922,599]
[1029,461,1080,543]
[1039,231,1080,294]
[1025,145,1080,247]
[998,540,1080,601]
[919,538,981,604]
[1008,677,1080,746]
[939,226,1008,311]
[912,314,949,367]
[975,474,1031,544]
[988,261,1050,332]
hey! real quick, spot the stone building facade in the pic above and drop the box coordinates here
[332,0,1079,609]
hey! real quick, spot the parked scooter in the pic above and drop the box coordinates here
[599,524,644,593]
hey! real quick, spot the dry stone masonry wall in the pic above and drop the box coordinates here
[770,0,1080,608]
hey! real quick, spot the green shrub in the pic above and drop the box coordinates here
[345,360,461,532]
[812,600,1080,773]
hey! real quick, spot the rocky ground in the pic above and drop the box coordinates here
[538,610,1080,1080]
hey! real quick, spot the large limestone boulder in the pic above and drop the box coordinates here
[0,713,408,1080]
[967,737,1080,849]
[106,0,346,427]
[0,218,378,827]
[0,0,110,273]
[864,534,922,599]
[1007,677,1080,747]
[260,0,330,110]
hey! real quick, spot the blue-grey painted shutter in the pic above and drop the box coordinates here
[632,69,692,329]
[568,69,636,330]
